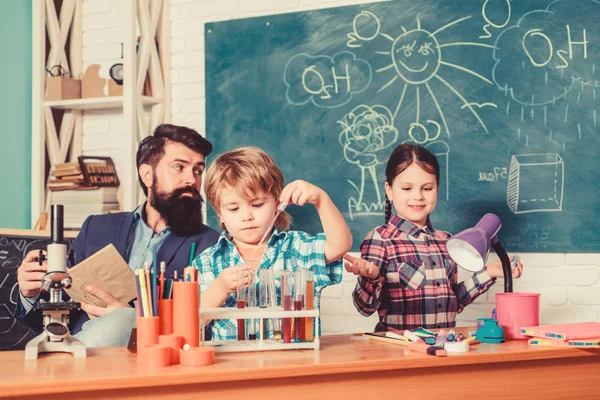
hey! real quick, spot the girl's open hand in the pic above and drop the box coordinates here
[486,256,523,279]
[343,254,380,280]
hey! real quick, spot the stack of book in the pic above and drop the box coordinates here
[51,186,120,229]
[523,322,600,348]
[48,157,121,229]
[48,162,85,191]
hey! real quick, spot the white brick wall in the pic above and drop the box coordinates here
[80,0,600,335]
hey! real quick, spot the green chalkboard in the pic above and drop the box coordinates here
[206,0,600,252]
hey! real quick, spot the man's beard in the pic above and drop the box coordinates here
[150,180,205,236]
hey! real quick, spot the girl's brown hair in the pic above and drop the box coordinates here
[204,147,292,230]
[384,144,440,223]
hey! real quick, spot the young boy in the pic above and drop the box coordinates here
[193,147,352,340]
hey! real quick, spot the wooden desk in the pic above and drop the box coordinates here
[1,333,598,399]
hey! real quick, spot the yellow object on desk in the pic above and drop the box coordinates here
[365,332,410,346]
[385,331,409,341]
[464,335,479,344]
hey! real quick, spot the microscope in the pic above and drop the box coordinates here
[25,204,87,359]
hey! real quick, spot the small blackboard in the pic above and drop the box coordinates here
[0,229,76,351]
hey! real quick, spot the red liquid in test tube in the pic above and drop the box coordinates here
[293,269,306,342]
[236,269,248,341]
[305,272,314,342]
[282,295,292,343]
[294,295,305,342]
[237,300,246,340]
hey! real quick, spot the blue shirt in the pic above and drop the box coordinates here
[126,204,170,271]
[193,229,343,340]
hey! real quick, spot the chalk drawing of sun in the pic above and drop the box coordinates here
[348,12,497,141]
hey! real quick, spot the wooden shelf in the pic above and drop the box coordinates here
[45,96,161,110]
[32,0,171,224]
[0,228,78,239]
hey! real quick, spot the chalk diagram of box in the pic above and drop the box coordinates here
[507,153,564,214]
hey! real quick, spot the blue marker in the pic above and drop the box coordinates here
[512,254,519,267]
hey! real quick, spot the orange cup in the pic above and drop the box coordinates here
[159,334,184,365]
[159,299,173,335]
[136,316,159,347]
[180,346,215,366]
[138,344,170,368]
[173,281,199,347]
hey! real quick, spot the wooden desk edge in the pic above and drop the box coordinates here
[4,338,600,397]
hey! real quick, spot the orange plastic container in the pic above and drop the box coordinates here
[159,299,173,335]
[173,281,199,347]
[138,344,170,368]
[159,334,184,365]
[180,346,215,366]
[136,316,159,347]
[496,292,541,339]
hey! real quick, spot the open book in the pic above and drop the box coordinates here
[521,322,600,341]
[65,244,137,307]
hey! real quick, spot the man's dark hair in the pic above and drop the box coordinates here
[136,124,213,196]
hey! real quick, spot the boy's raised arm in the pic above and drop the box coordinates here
[280,180,352,263]
[314,191,352,263]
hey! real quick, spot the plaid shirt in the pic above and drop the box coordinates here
[353,215,495,331]
[193,229,342,340]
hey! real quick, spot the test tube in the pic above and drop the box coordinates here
[236,269,247,341]
[259,270,272,339]
[259,269,270,308]
[247,271,257,340]
[293,269,306,342]
[305,270,314,342]
[267,270,282,340]
[280,270,293,343]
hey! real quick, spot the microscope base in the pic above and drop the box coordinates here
[25,331,87,360]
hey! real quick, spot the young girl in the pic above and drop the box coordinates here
[344,144,523,331]
[193,146,352,340]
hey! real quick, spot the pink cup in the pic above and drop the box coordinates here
[496,292,541,339]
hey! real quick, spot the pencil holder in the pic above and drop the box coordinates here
[136,316,159,347]
[496,292,540,339]
[180,346,215,366]
[159,299,173,335]
[159,334,184,365]
[136,316,159,363]
[173,281,199,347]
[138,344,170,368]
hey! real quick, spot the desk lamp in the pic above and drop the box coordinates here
[447,213,540,339]
[446,213,513,292]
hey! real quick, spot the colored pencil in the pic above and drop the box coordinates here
[151,267,157,317]
[189,242,196,266]
[139,269,150,318]
[134,269,142,317]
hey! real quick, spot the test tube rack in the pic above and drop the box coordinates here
[199,307,320,353]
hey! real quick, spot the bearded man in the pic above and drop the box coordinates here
[16,124,219,346]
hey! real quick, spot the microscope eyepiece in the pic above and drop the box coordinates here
[51,204,64,244]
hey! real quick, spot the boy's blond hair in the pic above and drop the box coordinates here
[204,147,292,230]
